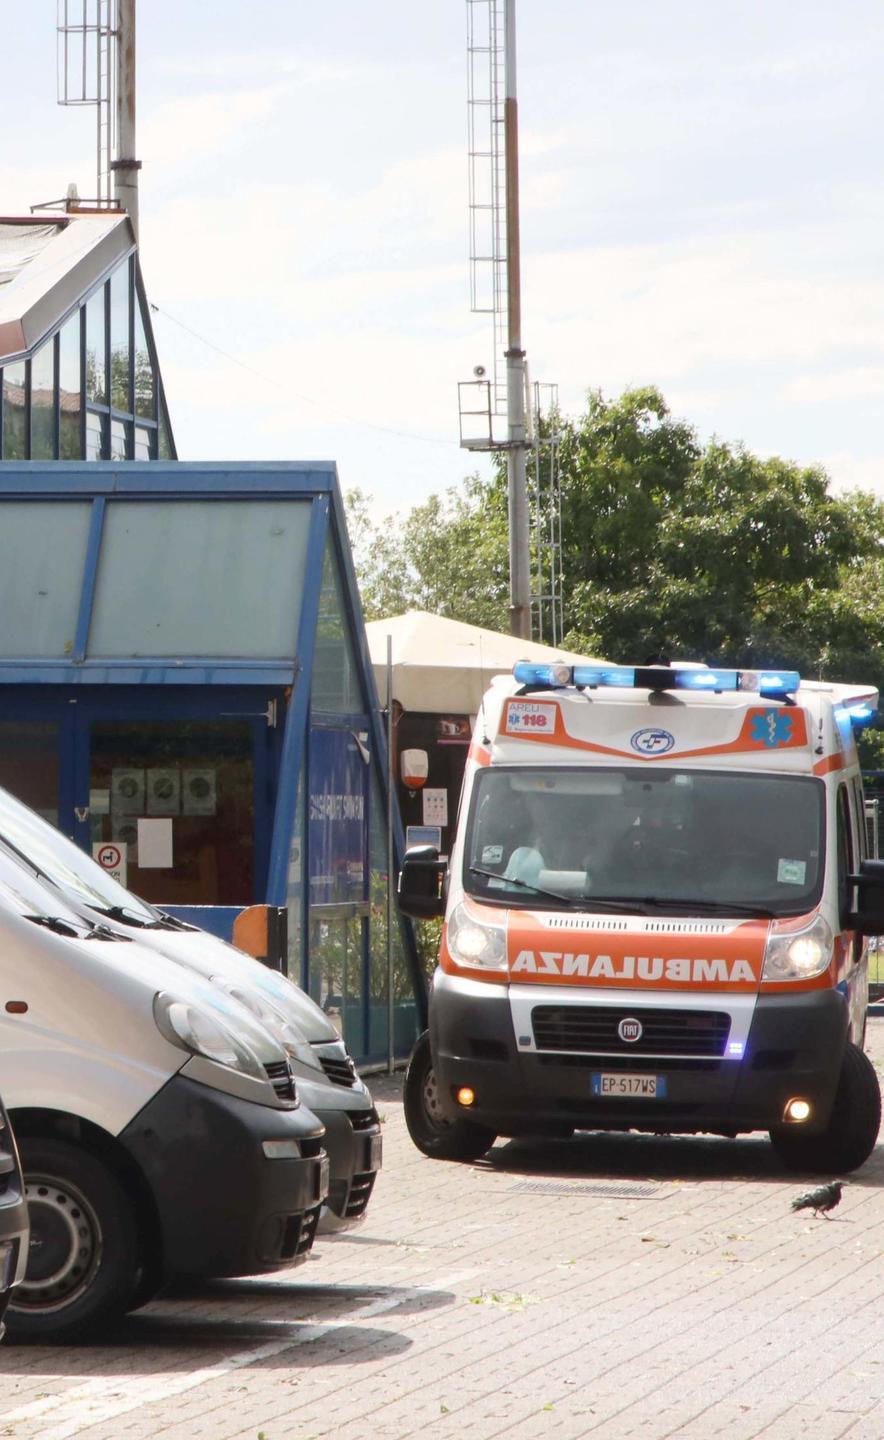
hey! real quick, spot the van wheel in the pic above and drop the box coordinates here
[7,1139,140,1343]
[769,1042,882,1175]
[404,1032,496,1162]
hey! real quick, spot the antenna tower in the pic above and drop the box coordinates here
[56,0,140,237]
[459,0,558,642]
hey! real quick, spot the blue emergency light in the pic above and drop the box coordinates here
[846,701,876,728]
[513,661,802,700]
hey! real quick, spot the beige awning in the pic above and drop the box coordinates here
[364,611,605,714]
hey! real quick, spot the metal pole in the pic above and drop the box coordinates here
[113,0,141,241]
[504,0,530,639]
[386,635,395,1073]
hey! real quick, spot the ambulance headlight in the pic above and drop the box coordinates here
[762,914,833,982]
[446,902,507,972]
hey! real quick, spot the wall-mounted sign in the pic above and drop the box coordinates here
[422,787,448,827]
[111,768,145,815]
[182,769,216,816]
[147,768,181,816]
[93,840,127,887]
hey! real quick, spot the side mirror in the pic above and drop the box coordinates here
[398,844,446,920]
[849,859,884,934]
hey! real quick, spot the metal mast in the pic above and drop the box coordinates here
[56,0,140,238]
[460,0,531,639]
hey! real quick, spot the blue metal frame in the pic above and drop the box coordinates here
[0,461,424,1058]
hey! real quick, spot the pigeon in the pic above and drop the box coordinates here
[790,1181,844,1218]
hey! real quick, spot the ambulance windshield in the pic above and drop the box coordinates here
[464,767,825,916]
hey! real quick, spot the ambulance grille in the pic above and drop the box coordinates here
[532,1005,731,1058]
[536,915,732,936]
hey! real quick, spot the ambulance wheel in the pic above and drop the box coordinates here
[769,1042,882,1175]
[7,1139,140,1342]
[404,1032,496,1162]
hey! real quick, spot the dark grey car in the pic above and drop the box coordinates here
[0,1098,28,1339]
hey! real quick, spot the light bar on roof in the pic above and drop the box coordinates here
[513,661,802,699]
[846,701,876,728]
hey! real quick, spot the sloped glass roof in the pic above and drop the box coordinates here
[0,222,61,287]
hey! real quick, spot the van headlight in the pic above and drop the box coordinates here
[446,902,507,972]
[154,992,267,1081]
[210,978,323,1073]
[762,914,833,982]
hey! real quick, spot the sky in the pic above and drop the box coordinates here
[4,2,884,519]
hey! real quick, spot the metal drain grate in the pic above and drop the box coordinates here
[510,1181,662,1199]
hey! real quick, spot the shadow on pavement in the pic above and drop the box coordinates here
[473,1130,884,1187]
[0,1280,452,1367]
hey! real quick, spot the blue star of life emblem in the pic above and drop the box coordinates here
[749,709,793,748]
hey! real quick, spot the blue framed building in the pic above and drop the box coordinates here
[0,462,424,1065]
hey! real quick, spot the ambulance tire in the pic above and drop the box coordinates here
[7,1139,140,1343]
[769,1042,882,1175]
[404,1031,497,1162]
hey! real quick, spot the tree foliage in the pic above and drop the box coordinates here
[347,386,884,755]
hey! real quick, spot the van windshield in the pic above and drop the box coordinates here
[464,767,825,917]
[0,786,159,924]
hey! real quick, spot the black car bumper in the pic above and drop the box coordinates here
[313,1107,381,1229]
[0,1100,28,1339]
[430,981,849,1138]
[120,1075,329,1281]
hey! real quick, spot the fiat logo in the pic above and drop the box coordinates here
[618,1017,643,1043]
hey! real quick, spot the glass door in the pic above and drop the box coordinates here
[73,692,282,908]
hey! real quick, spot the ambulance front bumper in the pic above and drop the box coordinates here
[429,973,849,1137]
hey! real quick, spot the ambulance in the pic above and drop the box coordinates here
[399,660,884,1174]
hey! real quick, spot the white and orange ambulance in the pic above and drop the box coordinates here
[399,660,884,1174]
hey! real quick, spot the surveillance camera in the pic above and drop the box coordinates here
[473,364,486,379]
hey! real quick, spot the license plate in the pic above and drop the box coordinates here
[591,1073,667,1098]
[317,1154,330,1203]
[367,1132,383,1172]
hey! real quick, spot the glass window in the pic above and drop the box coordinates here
[286,769,305,986]
[158,403,173,459]
[311,538,364,713]
[0,722,60,826]
[1,360,26,459]
[110,262,130,412]
[134,293,155,420]
[88,499,311,658]
[30,337,56,460]
[0,501,92,656]
[85,410,106,459]
[133,425,153,461]
[464,767,826,918]
[89,719,255,906]
[85,284,107,405]
[110,418,130,460]
[59,310,83,459]
[368,766,420,1059]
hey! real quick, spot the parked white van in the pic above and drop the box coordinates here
[0,785,380,1232]
[0,850,328,1341]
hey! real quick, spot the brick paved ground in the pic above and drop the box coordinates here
[3,1026,884,1440]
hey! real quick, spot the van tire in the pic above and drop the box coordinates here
[7,1139,140,1342]
[404,1031,496,1162]
[769,1042,882,1175]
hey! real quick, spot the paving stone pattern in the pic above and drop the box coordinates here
[3,1026,884,1439]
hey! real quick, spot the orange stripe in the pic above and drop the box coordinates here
[813,753,844,776]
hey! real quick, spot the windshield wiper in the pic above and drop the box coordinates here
[468,865,651,912]
[26,914,85,938]
[617,895,777,919]
[92,903,167,929]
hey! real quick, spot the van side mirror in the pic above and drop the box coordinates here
[849,859,884,934]
[398,844,446,920]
